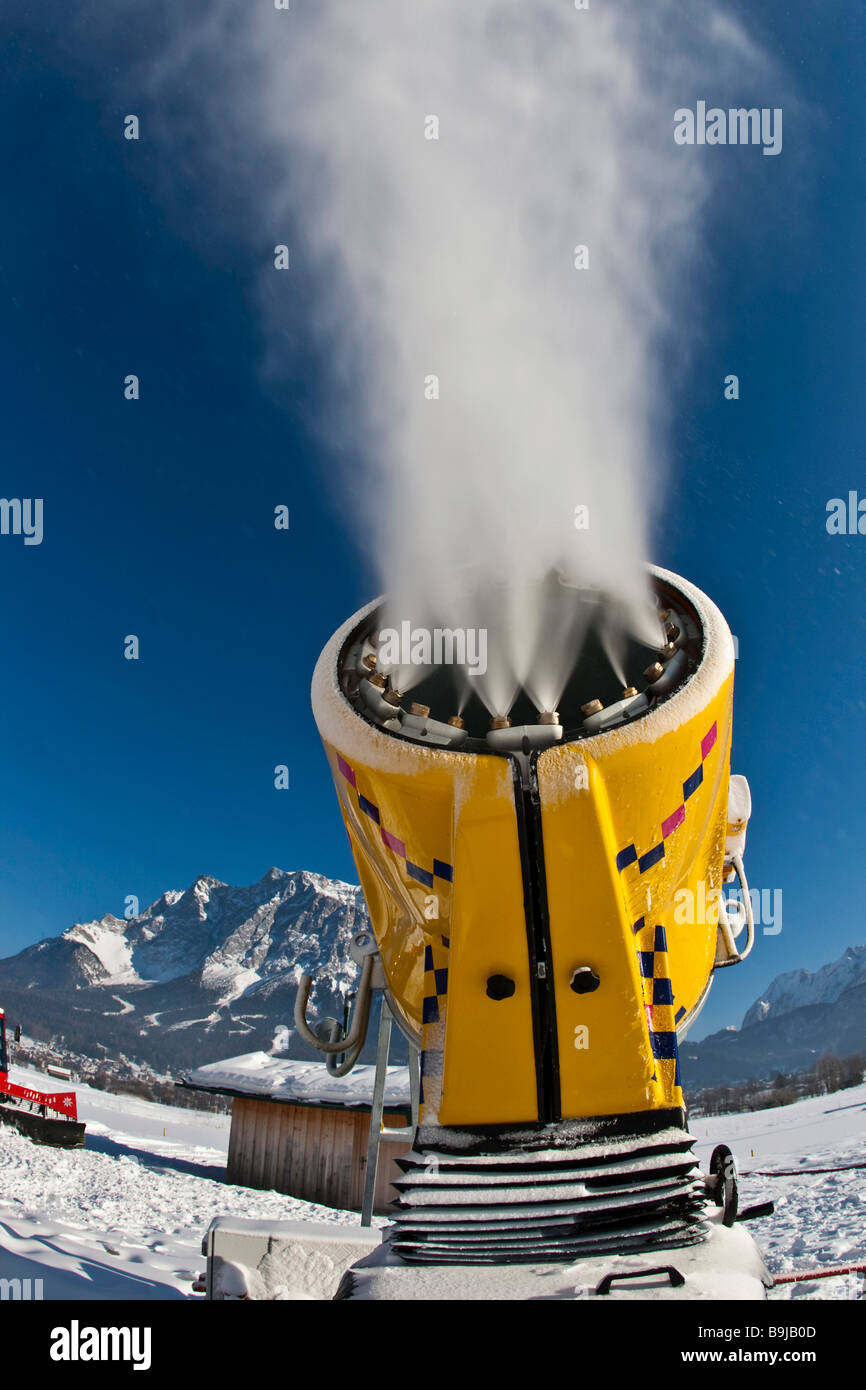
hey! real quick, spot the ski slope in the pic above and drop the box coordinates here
[0,1065,862,1300]
[691,1084,866,1300]
[0,1065,378,1300]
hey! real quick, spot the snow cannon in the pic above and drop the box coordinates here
[0,1008,85,1148]
[307,566,767,1291]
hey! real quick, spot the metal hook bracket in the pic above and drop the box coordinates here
[293,931,386,1073]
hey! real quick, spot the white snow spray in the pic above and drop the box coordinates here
[140,1,774,715]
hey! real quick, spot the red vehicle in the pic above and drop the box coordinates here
[0,1007,85,1147]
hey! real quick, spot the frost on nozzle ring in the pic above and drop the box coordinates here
[335,567,714,757]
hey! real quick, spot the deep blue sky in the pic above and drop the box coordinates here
[0,2,863,1039]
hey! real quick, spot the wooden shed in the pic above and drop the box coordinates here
[183,1054,412,1215]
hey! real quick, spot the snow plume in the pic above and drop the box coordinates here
[143,2,773,712]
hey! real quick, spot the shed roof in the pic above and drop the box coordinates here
[183,1050,411,1112]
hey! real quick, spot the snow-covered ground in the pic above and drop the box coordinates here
[693,1083,866,1300]
[0,1065,862,1300]
[0,1065,378,1300]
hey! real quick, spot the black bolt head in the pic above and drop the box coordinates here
[570,967,600,994]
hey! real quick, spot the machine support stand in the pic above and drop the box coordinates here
[361,999,419,1227]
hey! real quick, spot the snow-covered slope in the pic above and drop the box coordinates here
[0,1064,862,1300]
[0,1062,379,1300]
[691,1083,866,1299]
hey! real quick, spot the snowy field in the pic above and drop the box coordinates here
[0,1065,377,1300]
[0,1064,862,1300]
[691,1083,866,1300]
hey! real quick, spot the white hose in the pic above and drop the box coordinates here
[715,851,755,967]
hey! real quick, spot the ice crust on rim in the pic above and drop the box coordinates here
[311,567,734,766]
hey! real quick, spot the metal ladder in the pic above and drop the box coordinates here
[361,999,420,1226]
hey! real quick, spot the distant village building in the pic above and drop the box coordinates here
[183,1053,411,1215]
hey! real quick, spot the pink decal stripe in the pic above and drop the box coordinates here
[381,827,406,857]
[700,722,718,761]
[661,804,685,839]
[616,721,720,876]
[337,754,356,787]
[334,753,453,884]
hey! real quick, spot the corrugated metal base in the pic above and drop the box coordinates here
[389,1121,708,1264]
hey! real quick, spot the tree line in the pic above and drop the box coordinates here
[11,1039,231,1114]
[690,1050,865,1116]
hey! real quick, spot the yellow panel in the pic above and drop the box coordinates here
[326,745,459,1039]
[539,756,656,1118]
[537,675,734,1119]
[319,665,734,1131]
[322,741,538,1125]
[439,758,538,1126]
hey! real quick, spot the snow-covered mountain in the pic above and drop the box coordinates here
[681,944,866,1089]
[0,869,375,1071]
[2,872,862,1087]
[741,946,866,1028]
[7,868,362,992]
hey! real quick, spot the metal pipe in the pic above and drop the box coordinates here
[486,720,562,751]
[648,647,686,696]
[361,999,394,1227]
[583,690,648,732]
[293,954,376,1054]
[326,1036,366,1078]
[409,1044,421,1128]
[402,710,468,747]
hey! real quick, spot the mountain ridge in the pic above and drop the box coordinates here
[681,942,866,1089]
[740,944,866,1029]
[0,868,374,1071]
[0,870,862,1086]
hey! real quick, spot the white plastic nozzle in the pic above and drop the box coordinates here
[725,774,752,862]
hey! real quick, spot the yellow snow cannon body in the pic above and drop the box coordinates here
[309,566,767,1292]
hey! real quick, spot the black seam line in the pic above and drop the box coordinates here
[512,755,561,1125]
